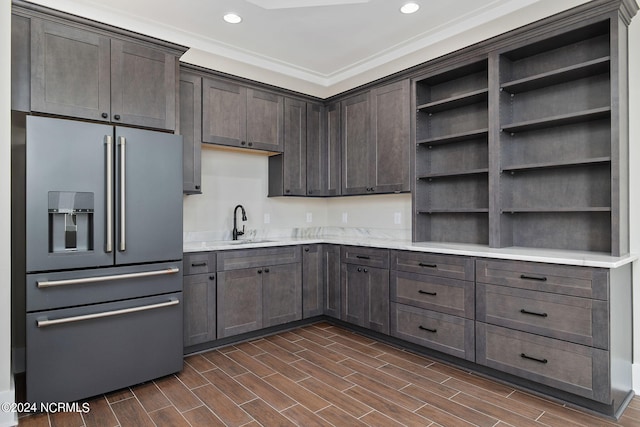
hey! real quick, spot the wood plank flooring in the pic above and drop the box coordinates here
[18,322,640,427]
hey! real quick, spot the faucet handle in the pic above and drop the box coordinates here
[238,225,245,237]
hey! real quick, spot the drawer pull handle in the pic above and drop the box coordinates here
[37,298,180,328]
[419,325,437,333]
[520,274,547,282]
[356,255,371,260]
[520,309,548,318]
[418,290,437,296]
[419,263,437,268]
[191,262,207,267]
[520,353,548,364]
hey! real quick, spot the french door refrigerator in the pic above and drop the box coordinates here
[22,115,183,404]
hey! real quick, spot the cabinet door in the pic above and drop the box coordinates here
[341,263,389,333]
[324,245,342,318]
[302,245,323,318]
[342,92,371,195]
[217,268,262,338]
[111,39,177,131]
[31,18,111,122]
[282,98,307,195]
[370,80,410,193]
[263,263,302,327]
[12,13,30,112]
[268,98,306,196]
[202,78,246,147]
[367,266,390,334]
[246,88,284,152]
[184,273,216,347]
[341,263,367,327]
[179,72,202,194]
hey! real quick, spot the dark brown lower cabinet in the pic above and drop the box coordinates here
[323,245,342,318]
[341,263,389,334]
[217,268,263,338]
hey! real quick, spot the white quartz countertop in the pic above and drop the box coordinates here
[183,235,637,268]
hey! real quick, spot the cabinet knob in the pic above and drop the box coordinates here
[308,190,313,195]
[209,275,215,280]
[357,267,362,272]
[248,142,253,147]
[363,268,368,273]
[257,269,262,274]
[304,247,310,252]
[195,185,201,190]
[264,268,270,273]
[241,141,246,145]
[113,114,121,120]
[101,112,108,119]
[285,189,291,193]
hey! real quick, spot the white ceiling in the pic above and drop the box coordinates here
[27,0,591,97]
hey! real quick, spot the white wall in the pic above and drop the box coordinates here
[628,6,640,392]
[182,146,412,238]
[1,0,15,426]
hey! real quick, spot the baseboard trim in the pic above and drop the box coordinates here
[0,375,17,427]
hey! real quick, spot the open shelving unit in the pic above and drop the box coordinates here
[497,20,613,253]
[411,14,629,256]
[413,60,489,245]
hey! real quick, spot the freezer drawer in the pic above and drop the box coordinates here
[26,292,183,404]
[27,261,182,312]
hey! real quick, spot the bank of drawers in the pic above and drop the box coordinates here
[390,251,475,361]
[475,259,611,402]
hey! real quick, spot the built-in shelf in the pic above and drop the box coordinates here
[501,157,611,173]
[501,107,611,133]
[501,207,612,213]
[501,57,610,94]
[418,168,489,180]
[417,89,488,113]
[418,209,489,214]
[416,128,488,146]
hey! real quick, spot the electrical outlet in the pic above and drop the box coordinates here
[306,212,313,223]
[342,212,348,223]
[394,212,402,225]
[263,213,271,224]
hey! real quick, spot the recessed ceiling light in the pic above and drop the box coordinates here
[223,13,242,24]
[400,2,419,14]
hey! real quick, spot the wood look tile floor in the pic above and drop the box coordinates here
[18,322,640,427]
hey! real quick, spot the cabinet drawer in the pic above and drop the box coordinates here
[391,251,474,281]
[390,270,474,319]
[217,246,301,271]
[341,246,389,268]
[27,292,183,404]
[476,323,609,403]
[476,259,608,299]
[477,284,608,349]
[184,252,216,275]
[390,303,474,361]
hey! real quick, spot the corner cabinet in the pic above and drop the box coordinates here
[202,78,284,152]
[342,80,410,195]
[412,3,635,256]
[28,17,182,131]
[268,98,309,196]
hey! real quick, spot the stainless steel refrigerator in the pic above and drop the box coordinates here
[19,115,183,404]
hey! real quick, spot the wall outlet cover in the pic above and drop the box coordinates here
[342,212,348,223]
[264,213,271,224]
[306,212,313,223]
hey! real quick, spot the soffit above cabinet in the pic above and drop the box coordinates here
[24,0,604,97]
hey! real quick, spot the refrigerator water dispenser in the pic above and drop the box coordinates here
[48,191,94,253]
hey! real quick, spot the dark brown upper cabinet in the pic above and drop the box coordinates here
[202,77,284,152]
[268,98,307,196]
[30,18,179,131]
[342,80,410,196]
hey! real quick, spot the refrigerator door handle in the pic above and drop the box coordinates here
[105,135,113,253]
[36,267,180,288]
[36,298,180,328]
[118,136,126,252]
